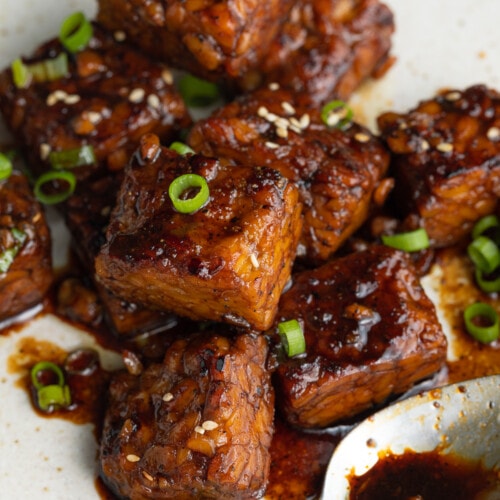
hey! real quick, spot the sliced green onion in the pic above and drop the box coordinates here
[11,58,31,88]
[179,74,220,107]
[0,152,13,181]
[472,215,500,241]
[475,268,500,294]
[29,52,69,82]
[169,141,195,155]
[278,319,306,357]
[168,173,209,214]
[467,236,500,274]
[30,361,71,411]
[34,170,76,205]
[463,302,500,343]
[0,228,27,273]
[321,100,354,129]
[59,12,93,53]
[381,228,430,252]
[48,145,96,169]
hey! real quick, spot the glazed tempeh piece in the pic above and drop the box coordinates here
[100,332,274,499]
[378,85,500,247]
[0,22,190,181]
[0,169,52,321]
[273,245,447,428]
[95,133,302,331]
[241,0,395,106]
[97,0,295,81]
[188,87,389,263]
[63,175,177,338]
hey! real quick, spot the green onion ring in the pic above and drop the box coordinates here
[475,268,500,294]
[321,100,354,129]
[278,319,306,357]
[59,12,93,53]
[467,236,500,274]
[178,74,220,108]
[168,173,209,214]
[30,361,66,390]
[463,302,500,344]
[34,170,77,205]
[0,152,13,181]
[0,228,27,273]
[169,141,195,155]
[472,215,500,240]
[36,384,72,411]
[11,58,31,88]
[49,145,96,170]
[381,228,430,252]
[28,52,69,83]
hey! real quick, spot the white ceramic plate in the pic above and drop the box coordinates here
[1,1,500,498]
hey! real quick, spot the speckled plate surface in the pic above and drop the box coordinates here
[1,1,500,498]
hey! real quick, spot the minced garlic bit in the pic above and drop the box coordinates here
[129,88,146,103]
[126,454,141,462]
[202,420,219,431]
[194,425,206,435]
[250,254,260,269]
[436,142,453,153]
[39,143,51,160]
[354,132,370,143]
[114,30,126,42]
[487,126,500,141]
[162,392,174,402]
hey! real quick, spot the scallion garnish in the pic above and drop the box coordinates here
[321,100,354,129]
[278,319,306,357]
[179,74,220,108]
[0,228,26,273]
[59,12,93,53]
[0,152,13,181]
[30,361,71,412]
[34,170,77,205]
[48,145,96,169]
[168,173,209,214]
[381,228,430,252]
[475,268,500,294]
[471,215,500,241]
[463,302,500,344]
[11,53,69,88]
[11,58,31,88]
[467,235,500,274]
[169,142,195,155]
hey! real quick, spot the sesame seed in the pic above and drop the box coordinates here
[126,454,141,462]
[276,126,288,138]
[250,254,260,268]
[257,106,269,118]
[487,126,500,141]
[64,94,81,105]
[142,471,154,481]
[86,111,102,124]
[114,30,126,42]
[53,90,68,100]
[299,113,310,129]
[444,91,461,101]
[436,142,453,153]
[39,143,51,160]
[194,425,206,435]
[266,113,279,123]
[202,420,219,431]
[289,117,301,129]
[398,121,408,130]
[147,94,161,110]
[420,139,430,151]
[129,88,145,103]
[161,69,173,85]
[162,392,174,402]
[281,101,296,115]
[268,82,280,91]
[265,141,280,149]
[354,132,370,143]
[274,117,289,129]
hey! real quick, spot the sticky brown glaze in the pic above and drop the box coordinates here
[96,0,295,81]
[95,133,302,331]
[0,23,190,182]
[0,170,52,322]
[240,0,395,106]
[63,174,177,338]
[100,332,274,500]
[273,244,447,428]
[188,87,389,264]
[378,85,500,248]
